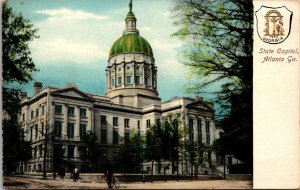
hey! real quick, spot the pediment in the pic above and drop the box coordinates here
[51,87,93,101]
[186,101,215,112]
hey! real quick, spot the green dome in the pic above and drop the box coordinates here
[126,11,135,18]
[109,33,153,58]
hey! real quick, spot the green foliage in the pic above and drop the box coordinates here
[2,2,38,175]
[53,144,65,169]
[145,125,163,163]
[173,0,253,171]
[78,131,99,169]
[117,130,145,172]
[2,2,39,84]
[3,119,32,173]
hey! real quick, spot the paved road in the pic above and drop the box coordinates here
[3,177,252,189]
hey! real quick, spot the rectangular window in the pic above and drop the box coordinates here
[55,121,62,138]
[34,147,37,159]
[68,145,75,158]
[124,118,130,127]
[30,127,33,141]
[55,105,62,114]
[113,117,118,126]
[101,115,107,125]
[101,150,107,159]
[206,134,210,145]
[118,77,122,85]
[137,120,140,129]
[146,119,151,128]
[80,124,86,140]
[41,106,44,115]
[22,113,25,121]
[39,145,43,157]
[41,122,44,136]
[197,119,202,143]
[68,106,75,116]
[101,129,107,144]
[35,125,38,139]
[111,78,114,86]
[113,130,119,145]
[135,76,140,85]
[113,152,118,159]
[36,108,39,117]
[145,77,148,85]
[197,119,202,133]
[67,123,74,138]
[189,119,194,141]
[126,76,131,84]
[80,108,86,117]
[31,111,34,119]
[206,122,210,133]
[156,119,160,127]
[125,131,130,142]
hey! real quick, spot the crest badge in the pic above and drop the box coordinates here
[255,6,293,44]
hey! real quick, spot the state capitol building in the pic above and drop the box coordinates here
[19,2,219,174]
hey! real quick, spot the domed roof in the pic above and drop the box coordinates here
[126,10,135,18]
[109,33,153,58]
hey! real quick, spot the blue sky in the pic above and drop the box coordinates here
[8,0,218,103]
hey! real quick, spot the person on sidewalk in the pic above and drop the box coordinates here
[59,166,65,181]
[106,167,114,188]
[73,167,79,182]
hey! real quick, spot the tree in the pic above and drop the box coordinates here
[117,130,145,173]
[2,2,38,85]
[145,125,163,180]
[78,130,99,171]
[173,0,253,171]
[2,2,39,175]
[3,119,32,174]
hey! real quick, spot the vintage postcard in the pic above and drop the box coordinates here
[1,0,299,189]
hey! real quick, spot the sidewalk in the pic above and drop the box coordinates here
[3,177,253,189]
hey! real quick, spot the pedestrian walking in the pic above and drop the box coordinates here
[106,167,114,188]
[73,167,79,182]
[59,166,65,181]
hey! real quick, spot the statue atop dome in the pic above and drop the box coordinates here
[129,0,132,12]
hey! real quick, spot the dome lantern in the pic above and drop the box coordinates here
[123,0,139,35]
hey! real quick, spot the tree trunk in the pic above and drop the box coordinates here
[151,160,154,183]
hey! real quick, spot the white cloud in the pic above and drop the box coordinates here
[30,38,106,63]
[151,39,183,54]
[35,8,108,24]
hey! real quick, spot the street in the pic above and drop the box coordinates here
[3,177,252,189]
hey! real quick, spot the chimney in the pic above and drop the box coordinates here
[34,82,43,95]
[66,83,78,89]
[19,91,28,100]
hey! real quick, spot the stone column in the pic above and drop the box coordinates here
[149,64,153,88]
[75,106,80,140]
[88,107,92,131]
[74,146,79,159]
[63,104,68,139]
[142,63,145,87]
[122,62,125,87]
[114,64,117,88]
[133,62,136,87]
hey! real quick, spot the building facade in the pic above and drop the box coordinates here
[19,3,217,174]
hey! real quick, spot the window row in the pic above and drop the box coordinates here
[54,121,87,139]
[111,76,151,86]
[101,116,132,128]
[27,105,45,120]
[55,105,87,117]
[189,118,212,145]
[30,123,45,141]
